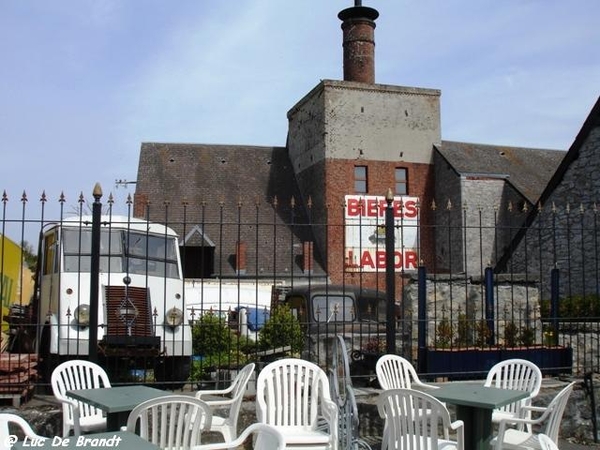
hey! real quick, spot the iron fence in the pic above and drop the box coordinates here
[0,189,598,397]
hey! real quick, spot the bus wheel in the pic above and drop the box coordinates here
[154,356,191,390]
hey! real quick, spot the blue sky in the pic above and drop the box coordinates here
[1,0,599,234]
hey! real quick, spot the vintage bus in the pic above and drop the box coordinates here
[34,215,192,385]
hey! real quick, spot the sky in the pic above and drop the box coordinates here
[1,0,599,242]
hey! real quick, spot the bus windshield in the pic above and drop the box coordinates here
[62,229,180,278]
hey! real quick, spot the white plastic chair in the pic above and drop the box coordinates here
[51,359,112,437]
[189,423,287,450]
[376,354,438,391]
[490,381,576,450]
[126,394,212,449]
[376,354,439,450]
[256,358,339,450]
[377,388,464,450]
[0,413,47,449]
[194,362,255,442]
[484,358,543,430]
[538,433,560,450]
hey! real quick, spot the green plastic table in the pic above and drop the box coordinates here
[66,385,170,431]
[429,383,529,450]
[12,430,159,449]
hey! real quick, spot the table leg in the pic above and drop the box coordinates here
[455,405,493,450]
[106,412,130,432]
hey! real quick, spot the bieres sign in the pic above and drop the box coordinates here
[344,195,419,272]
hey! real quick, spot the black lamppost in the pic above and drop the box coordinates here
[385,188,396,354]
[89,183,102,362]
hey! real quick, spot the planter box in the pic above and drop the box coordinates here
[423,346,573,380]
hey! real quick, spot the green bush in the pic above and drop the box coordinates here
[540,294,600,318]
[192,311,234,356]
[258,305,304,354]
[189,312,248,383]
[434,318,453,349]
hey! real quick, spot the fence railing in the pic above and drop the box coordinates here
[0,189,597,395]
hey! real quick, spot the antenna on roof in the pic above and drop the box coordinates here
[355,0,362,5]
[115,179,137,189]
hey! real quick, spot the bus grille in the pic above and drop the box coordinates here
[104,286,154,337]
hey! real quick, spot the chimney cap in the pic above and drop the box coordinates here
[338,5,379,22]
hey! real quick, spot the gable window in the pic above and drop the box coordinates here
[395,167,408,195]
[354,166,368,193]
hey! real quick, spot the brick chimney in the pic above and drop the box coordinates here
[338,1,379,84]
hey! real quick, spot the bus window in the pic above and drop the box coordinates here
[43,232,58,275]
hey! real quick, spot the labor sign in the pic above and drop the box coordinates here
[344,195,419,272]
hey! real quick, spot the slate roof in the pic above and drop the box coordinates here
[496,96,600,271]
[436,140,566,204]
[135,142,325,278]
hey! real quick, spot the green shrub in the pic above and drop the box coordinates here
[191,311,234,356]
[189,312,249,383]
[258,305,304,354]
[435,318,453,349]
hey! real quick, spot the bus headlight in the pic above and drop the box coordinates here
[74,304,90,328]
[165,307,183,328]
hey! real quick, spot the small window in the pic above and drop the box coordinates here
[354,166,368,193]
[395,167,408,195]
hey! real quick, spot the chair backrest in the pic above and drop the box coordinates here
[126,395,212,450]
[51,360,111,423]
[0,413,45,445]
[541,381,576,443]
[377,388,462,450]
[376,354,422,390]
[484,358,542,417]
[256,358,332,429]
[227,363,255,421]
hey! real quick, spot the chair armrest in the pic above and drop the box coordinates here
[413,380,439,390]
[191,423,286,450]
[522,405,547,413]
[195,385,235,398]
[450,419,464,431]
[202,398,234,407]
[451,420,464,450]
[321,398,339,450]
[60,397,82,436]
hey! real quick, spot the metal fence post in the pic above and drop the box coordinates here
[417,264,427,373]
[89,183,102,362]
[551,267,560,346]
[485,266,495,346]
[385,189,396,355]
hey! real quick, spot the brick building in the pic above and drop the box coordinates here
[133,2,578,295]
